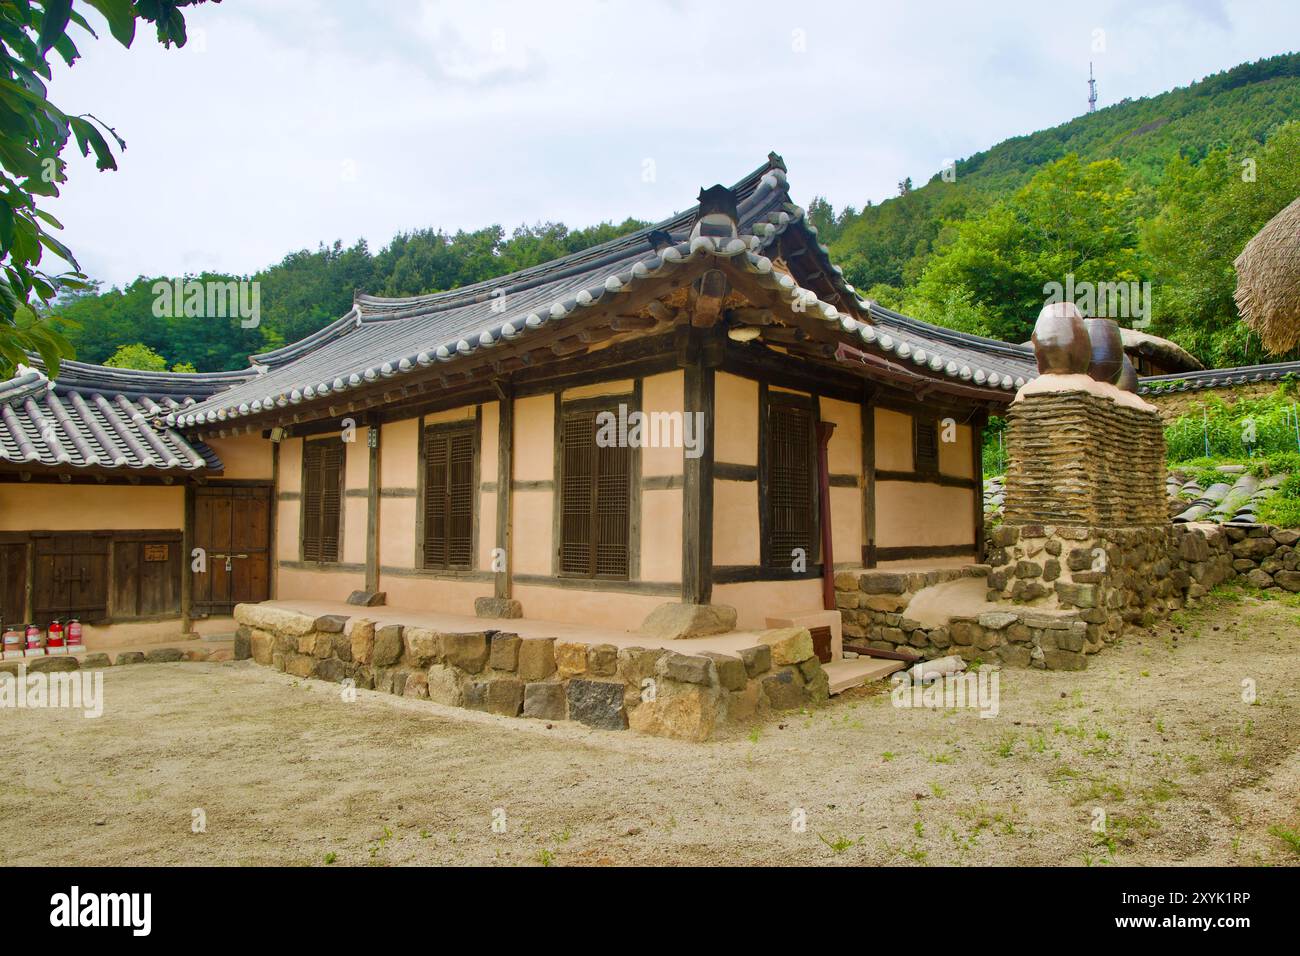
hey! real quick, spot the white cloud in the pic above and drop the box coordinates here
[42,0,1300,288]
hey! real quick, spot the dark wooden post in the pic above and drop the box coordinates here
[971,412,987,562]
[365,416,381,593]
[495,382,514,600]
[269,438,280,599]
[680,328,717,605]
[816,420,837,610]
[861,384,877,568]
[181,483,195,633]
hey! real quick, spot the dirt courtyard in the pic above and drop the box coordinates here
[2,588,1297,867]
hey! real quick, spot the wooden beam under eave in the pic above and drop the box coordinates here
[690,269,728,327]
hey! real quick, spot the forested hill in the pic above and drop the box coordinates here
[817,52,1300,297]
[51,53,1300,373]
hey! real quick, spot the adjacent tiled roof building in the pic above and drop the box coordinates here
[0,361,251,475]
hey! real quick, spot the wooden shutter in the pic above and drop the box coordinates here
[302,440,343,562]
[914,419,939,473]
[767,403,813,568]
[560,409,629,578]
[423,423,475,569]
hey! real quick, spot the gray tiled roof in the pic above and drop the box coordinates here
[1139,360,1300,395]
[171,156,1039,429]
[0,366,225,473]
[1168,468,1290,525]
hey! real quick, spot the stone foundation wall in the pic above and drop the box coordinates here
[232,605,830,741]
[1003,390,1166,527]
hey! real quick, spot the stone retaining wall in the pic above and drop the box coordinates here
[232,604,831,741]
[834,564,1100,670]
[834,521,1298,671]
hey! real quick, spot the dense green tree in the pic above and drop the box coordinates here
[1142,121,1300,367]
[907,155,1143,342]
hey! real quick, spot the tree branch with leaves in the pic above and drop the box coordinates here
[0,0,214,376]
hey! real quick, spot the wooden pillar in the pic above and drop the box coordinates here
[495,383,514,600]
[680,328,717,605]
[181,483,195,633]
[269,439,280,599]
[861,385,877,568]
[815,421,837,610]
[365,416,381,593]
[971,412,987,562]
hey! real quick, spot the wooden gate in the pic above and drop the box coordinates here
[32,532,110,626]
[192,484,272,615]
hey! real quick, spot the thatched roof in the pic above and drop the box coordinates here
[1234,196,1300,355]
[1118,327,1204,372]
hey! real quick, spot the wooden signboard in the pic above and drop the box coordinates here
[143,544,170,562]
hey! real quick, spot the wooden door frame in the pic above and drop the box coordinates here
[187,479,275,623]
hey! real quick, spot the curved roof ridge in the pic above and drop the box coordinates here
[351,156,787,317]
[250,308,361,367]
[24,356,257,400]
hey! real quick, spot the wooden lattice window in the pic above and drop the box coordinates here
[423,422,476,570]
[302,439,344,562]
[766,401,814,569]
[914,418,939,473]
[559,408,630,578]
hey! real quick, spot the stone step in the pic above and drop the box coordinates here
[824,657,905,694]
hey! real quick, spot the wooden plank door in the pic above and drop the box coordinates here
[0,542,28,625]
[192,485,271,615]
[32,533,109,627]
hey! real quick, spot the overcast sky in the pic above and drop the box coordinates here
[46,0,1300,288]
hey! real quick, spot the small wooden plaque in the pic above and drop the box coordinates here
[143,544,170,562]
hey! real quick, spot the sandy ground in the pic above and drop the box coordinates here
[1,588,1297,867]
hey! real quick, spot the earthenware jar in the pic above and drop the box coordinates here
[1031,301,1090,374]
[1084,317,1124,383]
[1116,354,1139,393]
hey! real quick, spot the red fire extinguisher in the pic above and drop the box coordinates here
[46,619,64,654]
[2,623,22,659]
[66,618,83,653]
[24,623,42,655]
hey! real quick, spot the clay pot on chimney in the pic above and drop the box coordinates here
[1116,354,1139,392]
[1084,317,1125,383]
[1031,301,1090,374]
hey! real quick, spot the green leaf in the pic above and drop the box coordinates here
[37,0,74,54]
[84,0,136,47]
[0,202,13,253]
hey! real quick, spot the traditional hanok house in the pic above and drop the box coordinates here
[158,154,1037,639]
[0,359,271,648]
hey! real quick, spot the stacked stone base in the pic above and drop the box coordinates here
[233,605,831,741]
[1003,390,1167,527]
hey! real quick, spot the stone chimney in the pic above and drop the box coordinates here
[1004,303,1166,527]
